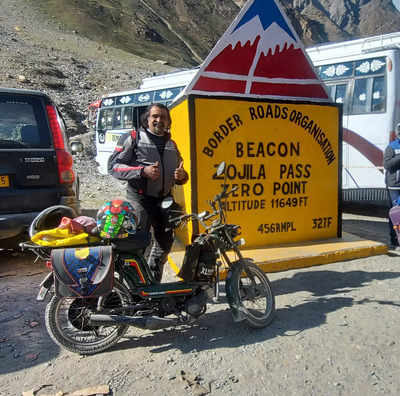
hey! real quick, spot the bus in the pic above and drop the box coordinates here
[308,32,400,205]
[95,32,400,205]
[94,69,197,174]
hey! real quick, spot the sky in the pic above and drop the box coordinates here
[393,0,400,11]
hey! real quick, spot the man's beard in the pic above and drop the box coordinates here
[153,122,167,135]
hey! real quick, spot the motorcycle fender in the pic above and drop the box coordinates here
[36,272,54,302]
[225,261,246,322]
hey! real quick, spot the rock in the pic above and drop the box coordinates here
[43,79,66,90]
[69,384,110,395]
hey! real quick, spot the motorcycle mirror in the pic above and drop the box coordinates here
[216,161,226,177]
[160,196,174,209]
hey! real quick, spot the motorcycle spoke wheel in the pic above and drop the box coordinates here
[234,262,275,328]
[45,279,131,355]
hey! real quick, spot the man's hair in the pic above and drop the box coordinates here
[140,103,171,129]
[396,123,400,137]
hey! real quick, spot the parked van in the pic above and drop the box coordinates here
[0,88,82,248]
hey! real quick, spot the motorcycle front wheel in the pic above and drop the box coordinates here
[45,279,132,355]
[230,261,275,328]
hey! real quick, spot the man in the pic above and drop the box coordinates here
[108,103,188,281]
[383,122,400,250]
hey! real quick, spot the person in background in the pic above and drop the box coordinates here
[108,103,188,281]
[383,122,400,250]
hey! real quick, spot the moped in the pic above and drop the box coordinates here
[21,162,275,355]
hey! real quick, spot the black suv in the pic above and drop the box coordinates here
[0,88,82,248]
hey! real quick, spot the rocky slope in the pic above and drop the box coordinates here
[0,0,174,137]
[29,0,400,67]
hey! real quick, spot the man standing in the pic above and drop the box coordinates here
[383,123,400,250]
[109,103,188,281]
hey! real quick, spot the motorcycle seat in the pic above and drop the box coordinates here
[112,231,150,252]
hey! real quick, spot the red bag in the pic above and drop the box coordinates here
[58,216,97,234]
[73,216,97,234]
[58,217,84,234]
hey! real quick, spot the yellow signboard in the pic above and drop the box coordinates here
[188,97,341,247]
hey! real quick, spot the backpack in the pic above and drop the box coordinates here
[107,129,140,175]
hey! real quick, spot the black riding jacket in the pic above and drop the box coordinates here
[108,128,188,197]
[384,139,400,188]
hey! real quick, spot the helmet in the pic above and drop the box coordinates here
[29,205,78,238]
[96,199,137,239]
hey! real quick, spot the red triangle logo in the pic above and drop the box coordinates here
[182,0,329,102]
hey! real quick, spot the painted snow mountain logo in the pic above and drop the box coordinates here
[183,0,329,101]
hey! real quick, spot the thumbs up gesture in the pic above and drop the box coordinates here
[143,161,160,180]
[174,161,187,182]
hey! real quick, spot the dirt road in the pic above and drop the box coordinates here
[1,214,400,395]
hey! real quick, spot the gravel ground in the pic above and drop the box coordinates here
[1,247,400,396]
[1,2,400,395]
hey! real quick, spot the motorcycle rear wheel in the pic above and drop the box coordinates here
[45,279,131,355]
[231,261,275,328]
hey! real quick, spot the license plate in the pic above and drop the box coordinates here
[0,175,9,188]
[37,272,53,301]
[36,286,49,301]
[106,133,121,143]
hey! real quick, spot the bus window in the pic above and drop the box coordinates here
[327,85,335,99]
[113,108,122,129]
[99,108,114,130]
[371,76,386,112]
[335,83,349,114]
[123,106,134,128]
[327,83,349,114]
[334,84,347,104]
[351,78,369,114]
[137,107,147,129]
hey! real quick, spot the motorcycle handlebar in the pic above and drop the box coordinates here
[214,184,238,201]
[169,213,192,225]
[169,185,239,227]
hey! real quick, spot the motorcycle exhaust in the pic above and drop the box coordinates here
[89,314,178,330]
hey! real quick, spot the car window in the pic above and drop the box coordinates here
[0,94,51,148]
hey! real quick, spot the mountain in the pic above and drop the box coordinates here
[1,0,399,140]
[280,0,400,45]
[28,0,400,67]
